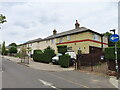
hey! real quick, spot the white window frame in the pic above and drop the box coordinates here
[59,37,63,43]
[51,39,55,44]
[93,34,99,41]
[67,35,71,40]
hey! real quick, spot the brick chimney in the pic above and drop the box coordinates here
[75,20,80,29]
[53,29,57,35]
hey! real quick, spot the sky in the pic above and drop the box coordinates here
[0,0,119,45]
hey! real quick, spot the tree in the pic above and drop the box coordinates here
[8,43,17,55]
[9,47,17,54]
[1,41,6,55]
[117,40,120,47]
[20,47,27,58]
[19,47,27,63]
[9,43,17,47]
[0,14,7,24]
[103,32,120,47]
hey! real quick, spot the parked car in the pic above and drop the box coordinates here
[65,51,76,66]
[52,53,62,64]
[52,51,76,66]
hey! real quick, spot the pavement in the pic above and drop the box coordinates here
[109,76,120,89]
[2,55,74,71]
[1,55,119,89]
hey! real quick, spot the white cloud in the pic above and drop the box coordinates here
[0,1,118,45]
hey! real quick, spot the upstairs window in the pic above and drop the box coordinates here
[51,39,55,44]
[59,38,63,43]
[93,34,99,41]
[67,35,71,40]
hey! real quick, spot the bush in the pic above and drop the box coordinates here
[105,47,120,61]
[9,46,17,54]
[33,53,45,62]
[57,45,67,55]
[4,50,8,55]
[59,54,70,68]
[33,49,42,54]
[33,46,55,63]
[15,53,20,57]
[43,47,55,63]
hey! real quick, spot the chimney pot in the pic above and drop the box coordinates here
[53,29,57,35]
[75,20,80,29]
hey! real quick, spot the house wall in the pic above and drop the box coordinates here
[38,40,58,53]
[18,31,108,55]
[55,31,108,54]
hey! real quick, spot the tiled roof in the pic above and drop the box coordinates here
[19,38,42,45]
[25,38,42,44]
[18,26,103,46]
[44,27,102,40]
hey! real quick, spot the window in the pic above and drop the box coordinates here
[93,34,99,41]
[67,35,70,40]
[51,39,55,44]
[59,38,63,43]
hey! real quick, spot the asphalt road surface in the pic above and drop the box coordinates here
[2,57,116,89]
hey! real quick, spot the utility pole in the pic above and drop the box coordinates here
[110,29,119,80]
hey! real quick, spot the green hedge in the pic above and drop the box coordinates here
[33,47,55,63]
[59,54,70,68]
[4,50,8,55]
[57,45,67,54]
[105,47,120,61]
[33,53,45,62]
[33,49,42,54]
[44,48,55,63]
[9,46,17,54]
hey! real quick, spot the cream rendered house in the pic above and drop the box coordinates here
[18,20,108,55]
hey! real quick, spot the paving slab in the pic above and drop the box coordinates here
[2,56,74,72]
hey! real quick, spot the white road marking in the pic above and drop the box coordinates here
[38,79,57,89]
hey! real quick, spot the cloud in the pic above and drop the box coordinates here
[0,1,118,45]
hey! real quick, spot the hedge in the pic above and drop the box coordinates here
[33,53,45,62]
[44,48,55,63]
[9,46,17,54]
[105,47,120,61]
[33,49,42,54]
[59,54,70,68]
[33,47,55,63]
[4,50,8,55]
[57,45,67,54]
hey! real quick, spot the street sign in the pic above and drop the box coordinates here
[110,34,119,42]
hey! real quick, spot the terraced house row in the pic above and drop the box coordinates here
[18,20,108,55]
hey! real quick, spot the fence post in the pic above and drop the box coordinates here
[77,48,82,70]
[91,62,93,72]
[75,57,77,70]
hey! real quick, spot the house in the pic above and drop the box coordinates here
[18,20,108,55]
[18,38,42,55]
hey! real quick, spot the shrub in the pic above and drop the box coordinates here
[4,50,8,55]
[57,45,67,55]
[59,54,70,68]
[33,49,42,54]
[15,53,20,57]
[33,47,55,63]
[105,47,120,61]
[9,46,17,54]
[43,46,55,63]
[33,53,45,62]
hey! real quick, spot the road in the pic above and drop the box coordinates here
[2,57,116,89]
